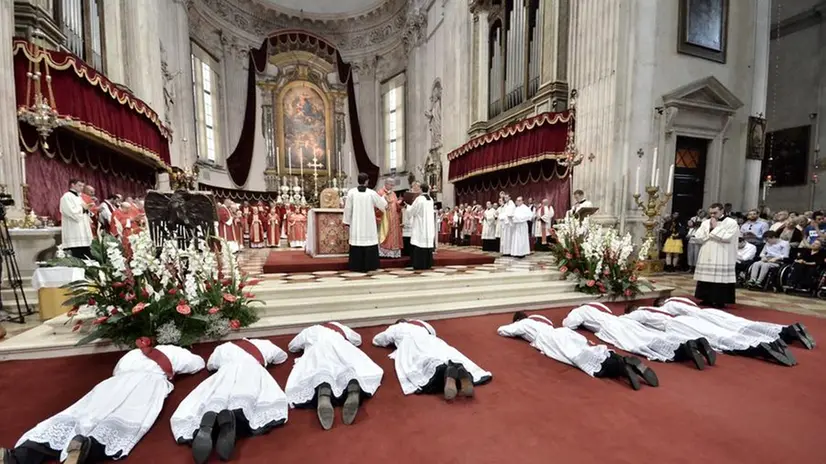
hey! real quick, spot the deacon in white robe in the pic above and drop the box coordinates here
[481,202,498,252]
[171,339,289,464]
[285,321,383,430]
[4,345,204,464]
[569,189,594,217]
[373,319,492,400]
[408,186,437,270]
[60,180,93,259]
[510,197,533,258]
[534,199,554,251]
[344,173,388,272]
[498,312,658,390]
[499,194,516,256]
[401,204,413,257]
[656,296,815,351]
[693,204,740,307]
[562,302,708,369]
[494,202,503,244]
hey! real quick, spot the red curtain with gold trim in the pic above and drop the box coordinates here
[454,160,571,213]
[13,40,171,167]
[447,111,572,182]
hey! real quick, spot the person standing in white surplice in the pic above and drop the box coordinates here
[285,321,383,431]
[499,193,516,256]
[510,197,533,258]
[408,184,436,270]
[373,319,492,401]
[498,312,658,390]
[534,199,554,251]
[344,173,388,272]
[693,203,740,308]
[171,339,289,464]
[60,179,94,259]
[481,201,498,252]
[2,344,204,464]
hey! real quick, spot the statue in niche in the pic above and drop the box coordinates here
[424,78,443,151]
[160,42,179,128]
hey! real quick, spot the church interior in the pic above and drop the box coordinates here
[1,0,826,463]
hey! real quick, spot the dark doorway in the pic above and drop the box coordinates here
[672,136,709,219]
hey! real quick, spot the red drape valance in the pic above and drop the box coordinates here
[12,39,171,168]
[197,183,279,203]
[447,111,573,182]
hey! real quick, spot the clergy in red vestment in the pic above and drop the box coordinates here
[217,199,235,242]
[249,205,265,248]
[376,178,403,258]
[241,202,252,245]
[266,202,280,247]
[288,206,308,248]
[232,205,244,250]
[81,185,98,237]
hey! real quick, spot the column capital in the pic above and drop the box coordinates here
[13,0,65,50]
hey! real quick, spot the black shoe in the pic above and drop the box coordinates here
[681,341,706,370]
[457,366,475,398]
[64,436,90,464]
[192,412,217,464]
[793,323,816,349]
[215,410,236,461]
[623,356,658,387]
[342,380,361,425]
[695,338,716,366]
[317,384,335,430]
[756,342,794,367]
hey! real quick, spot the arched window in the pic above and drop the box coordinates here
[487,0,541,119]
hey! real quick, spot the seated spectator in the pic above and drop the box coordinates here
[770,210,789,232]
[786,239,826,292]
[778,218,804,247]
[747,230,790,288]
[736,236,757,280]
[741,209,768,245]
[801,211,826,248]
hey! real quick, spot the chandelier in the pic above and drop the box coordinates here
[558,123,583,168]
[17,30,67,146]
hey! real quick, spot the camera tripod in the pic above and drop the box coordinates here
[0,213,33,323]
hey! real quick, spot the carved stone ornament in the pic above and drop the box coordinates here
[425,78,443,151]
[402,8,428,52]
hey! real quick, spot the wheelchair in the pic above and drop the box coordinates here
[744,259,792,292]
[780,264,826,297]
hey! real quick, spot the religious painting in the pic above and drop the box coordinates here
[277,81,332,174]
[746,116,767,160]
[677,0,728,63]
[761,126,810,187]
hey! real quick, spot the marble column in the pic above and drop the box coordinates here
[102,0,125,85]
[159,0,195,168]
[0,0,25,212]
[744,0,771,210]
[121,0,164,124]
[472,11,489,124]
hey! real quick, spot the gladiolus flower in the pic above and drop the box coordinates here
[559,266,568,274]
[565,253,572,260]
[624,289,632,297]
[72,323,82,332]
[168,288,178,295]
[630,275,637,282]
[132,302,148,315]
[176,302,192,315]
[208,306,220,314]
[246,279,261,286]
[222,293,237,303]
[124,293,136,302]
[88,298,97,306]
[205,283,212,291]
[586,280,596,287]
[93,316,108,325]
[135,337,152,349]
[221,278,232,286]
[141,289,150,298]
[229,319,241,330]
[238,283,246,290]
[110,308,120,315]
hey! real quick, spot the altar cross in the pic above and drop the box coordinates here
[308,157,324,171]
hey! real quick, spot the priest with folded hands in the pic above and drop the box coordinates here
[344,173,389,273]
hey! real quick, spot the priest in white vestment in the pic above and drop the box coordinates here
[3,345,204,464]
[481,201,498,252]
[171,339,289,464]
[498,312,658,390]
[401,203,412,257]
[498,194,516,256]
[344,173,389,272]
[373,319,492,400]
[562,302,708,369]
[285,321,383,430]
[60,179,94,259]
[408,184,436,270]
[534,199,554,251]
[510,197,533,258]
[569,189,594,217]
[656,296,815,351]
[693,203,740,308]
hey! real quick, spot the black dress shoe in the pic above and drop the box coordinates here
[756,342,794,367]
[682,341,706,370]
[192,411,217,464]
[342,380,361,425]
[64,435,90,464]
[443,363,460,401]
[316,384,335,430]
[215,410,237,461]
[794,323,816,349]
[695,338,717,366]
[457,366,475,398]
[623,356,658,387]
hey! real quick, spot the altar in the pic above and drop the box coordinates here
[305,208,349,257]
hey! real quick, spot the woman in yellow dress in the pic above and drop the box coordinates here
[662,213,685,272]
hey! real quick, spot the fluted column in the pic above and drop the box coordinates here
[102,0,125,85]
[744,0,771,210]
[472,11,489,124]
[1,0,25,211]
[158,0,195,168]
[121,0,164,122]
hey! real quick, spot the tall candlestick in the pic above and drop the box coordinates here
[635,165,640,195]
[348,151,353,184]
[654,168,660,188]
[300,152,304,178]
[20,151,26,184]
[650,147,658,185]
[338,150,342,174]
[762,183,767,202]
[288,147,292,172]
[666,164,674,194]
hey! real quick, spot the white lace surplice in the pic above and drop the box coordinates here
[170,339,289,441]
[562,303,683,362]
[372,321,493,395]
[497,316,610,376]
[662,297,784,342]
[624,308,759,351]
[284,323,383,407]
[16,346,205,461]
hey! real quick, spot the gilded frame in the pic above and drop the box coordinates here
[677,0,729,64]
[275,80,334,177]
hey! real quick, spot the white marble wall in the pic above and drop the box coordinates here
[0,0,25,212]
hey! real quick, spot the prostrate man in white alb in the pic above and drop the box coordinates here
[562,302,712,370]
[407,184,437,270]
[285,321,383,430]
[373,319,492,401]
[171,338,289,464]
[498,192,516,256]
[510,197,533,258]
[60,178,94,259]
[693,202,740,308]
[499,312,658,391]
[344,172,388,272]
[1,344,205,464]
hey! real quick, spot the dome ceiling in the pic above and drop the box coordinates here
[260,0,388,16]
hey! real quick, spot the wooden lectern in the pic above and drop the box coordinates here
[574,207,599,220]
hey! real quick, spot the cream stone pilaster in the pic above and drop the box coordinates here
[471,11,489,125]
[102,0,125,85]
[1,0,25,211]
[159,0,196,168]
[743,0,771,210]
[121,0,165,123]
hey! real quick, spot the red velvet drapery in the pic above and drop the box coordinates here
[13,40,171,167]
[20,126,156,221]
[447,111,572,182]
[197,183,278,203]
[454,160,571,214]
[225,30,379,188]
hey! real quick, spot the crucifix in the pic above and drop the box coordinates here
[309,156,324,206]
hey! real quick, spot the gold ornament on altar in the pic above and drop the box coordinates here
[319,188,340,208]
[632,186,673,275]
[18,30,67,145]
[170,165,199,191]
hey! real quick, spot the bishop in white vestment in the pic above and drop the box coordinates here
[4,345,204,464]
[693,204,740,307]
[498,312,658,390]
[344,173,388,272]
[499,194,516,256]
[285,322,383,430]
[60,180,93,259]
[510,197,533,258]
[373,319,492,400]
[562,302,708,369]
[171,339,289,464]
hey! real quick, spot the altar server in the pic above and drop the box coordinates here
[373,319,492,400]
[171,339,289,464]
[60,179,93,259]
[562,302,709,370]
[655,296,815,350]
[693,203,740,308]
[2,344,204,464]
[481,201,498,251]
[510,197,533,258]
[499,193,516,256]
[285,321,383,430]
[408,184,436,270]
[534,199,555,251]
[499,312,658,390]
[344,173,389,272]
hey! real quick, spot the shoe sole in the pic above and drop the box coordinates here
[342,393,360,425]
[624,357,659,387]
[444,377,458,401]
[685,341,705,370]
[696,338,717,366]
[64,438,85,464]
[317,398,335,430]
[622,363,641,391]
[215,410,236,461]
[760,342,794,367]
[794,323,816,349]
[192,411,218,464]
[459,373,475,397]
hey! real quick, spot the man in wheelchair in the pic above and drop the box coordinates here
[735,236,757,285]
[784,239,826,294]
[745,231,790,289]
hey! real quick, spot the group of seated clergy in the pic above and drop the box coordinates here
[0,297,814,464]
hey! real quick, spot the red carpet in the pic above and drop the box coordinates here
[262,249,495,273]
[1,303,825,463]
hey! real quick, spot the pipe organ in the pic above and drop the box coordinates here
[54,0,104,70]
[488,24,504,118]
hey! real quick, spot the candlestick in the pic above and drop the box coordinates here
[632,185,673,275]
[348,151,353,185]
[650,147,658,184]
[20,151,26,184]
[338,150,342,174]
[288,147,292,172]
[276,147,280,173]
[762,183,767,202]
[300,152,304,178]
[666,164,674,194]
[635,165,640,195]
[654,168,660,188]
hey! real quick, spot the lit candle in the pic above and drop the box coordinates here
[635,165,640,195]
[300,151,304,178]
[762,183,767,202]
[654,168,660,188]
[650,147,658,186]
[338,150,342,173]
[288,147,292,172]
[20,151,26,184]
[666,164,674,193]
